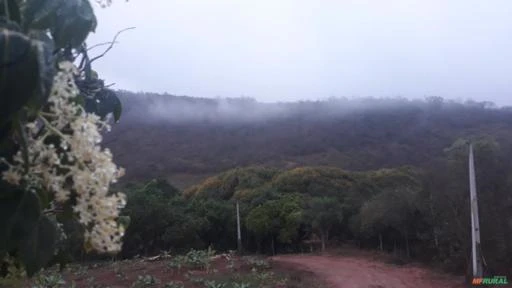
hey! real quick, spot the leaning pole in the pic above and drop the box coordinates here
[468,144,483,277]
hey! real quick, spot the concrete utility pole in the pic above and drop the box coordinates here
[236,201,243,255]
[469,144,483,277]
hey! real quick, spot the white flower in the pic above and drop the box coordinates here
[1,61,126,253]
[1,168,22,185]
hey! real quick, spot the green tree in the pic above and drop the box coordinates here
[189,199,237,251]
[303,197,343,252]
[360,186,419,257]
[246,194,302,255]
[121,179,202,257]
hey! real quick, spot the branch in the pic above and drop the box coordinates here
[14,118,30,173]
[78,44,89,71]
[87,41,119,51]
[43,208,64,215]
[89,27,135,64]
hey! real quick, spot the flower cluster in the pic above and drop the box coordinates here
[1,62,126,253]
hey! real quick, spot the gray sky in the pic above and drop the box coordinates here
[88,0,512,105]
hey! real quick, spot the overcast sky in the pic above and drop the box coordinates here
[88,0,512,105]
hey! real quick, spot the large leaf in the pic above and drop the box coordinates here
[0,186,23,253]
[87,88,123,122]
[0,16,21,31]
[25,30,56,119]
[22,0,63,31]
[0,188,41,254]
[0,120,15,153]
[24,0,96,48]
[51,0,96,49]
[8,190,42,247]
[20,215,58,276]
[0,29,41,125]
[0,0,21,24]
[34,31,55,98]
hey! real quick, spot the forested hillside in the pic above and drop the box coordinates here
[100,92,512,276]
[105,91,512,188]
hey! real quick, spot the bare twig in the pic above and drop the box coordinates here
[87,41,119,51]
[90,27,136,64]
[78,45,89,71]
[43,207,64,215]
[105,82,116,88]
[14,118,30,173]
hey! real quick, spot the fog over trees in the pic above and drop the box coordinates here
[98,91,512,276]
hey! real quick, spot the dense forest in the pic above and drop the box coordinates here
[106,91,512,187]
[93,92,512,276]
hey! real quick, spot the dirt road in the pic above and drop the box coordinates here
[271,254,467,288]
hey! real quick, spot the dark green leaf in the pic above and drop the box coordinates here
[93,88,123,122]
[0,186,23,253]
[22,0,63,31]
[25,30,56,119]
[0,120,16,156]
[34,32,55,100]
[20,216,58,276]
[51,0,96,49]
[0,16,21,31]
[0,0,21,24]
[111,94,122,122]
[0,188,41,254]
[84,96,97,114]
[10,190,42,246]
[0,29,41,125]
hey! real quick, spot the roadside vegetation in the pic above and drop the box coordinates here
[28,249,323,288]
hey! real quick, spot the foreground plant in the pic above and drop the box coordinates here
[131,274,160,288]
[32,271,67,288]
[0,0,128,278]
[2,61,126,252]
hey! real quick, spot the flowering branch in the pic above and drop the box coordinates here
[2,62,127,253]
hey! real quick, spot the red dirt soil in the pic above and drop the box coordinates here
[271,254,468,288]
